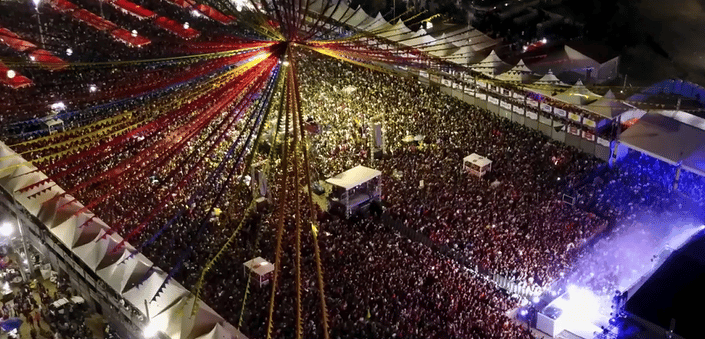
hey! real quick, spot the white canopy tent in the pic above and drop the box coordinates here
[554,80,602,105]
[472,50,511,77]
[326,165,381,190]
[496,59,534,83]
[344,7,374,28]
[361,12,392,33]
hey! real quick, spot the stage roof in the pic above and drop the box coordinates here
[619,112,705,175]
[326,165,381,190]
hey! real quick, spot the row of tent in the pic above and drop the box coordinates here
[303,0,619,84]
[0,143,245,339]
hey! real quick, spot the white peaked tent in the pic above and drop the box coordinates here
[345,7,374,28]
[361,12,392,33]
[446,46,491,66]
[420,33,458,58]
[533,69,571,87]
[564,45,600,70]
[496,59,534,83]
[586,89,634,118]
[321,0,353,22]
[472,50,511,77]
[555,80,602,105]
[400,28,435,48]
[465,29,498,52]
[378,19,414,42]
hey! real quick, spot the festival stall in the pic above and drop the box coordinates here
[463,153,492,177]
[326,165,381,218]
[242,257,274,287]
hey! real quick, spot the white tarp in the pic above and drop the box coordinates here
[421,33,459,58]
[326,165,381,190]
[361,12,391,33]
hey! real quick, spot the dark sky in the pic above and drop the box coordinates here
[635,0,705,85]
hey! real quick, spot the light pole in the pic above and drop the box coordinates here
[32,0,45,47]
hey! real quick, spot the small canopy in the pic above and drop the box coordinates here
[243,257,274,276]
[326,165,381,190]
[463,153,492,167]
[585,90,634,118]
[554,80,602,105]
[496,59,534,83]
[472,50,511,77]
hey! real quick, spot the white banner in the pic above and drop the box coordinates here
[476,93,487,100]
[597,137,610,147]
[453,82,461,89]
[488,96,500,105]
[464,86,475,95]
[582,130,595,141]
[419,70,429,78]
[463,73,472,81]
[513,92,524,100]
[526,110,538,119]
[513,105,524,115]
[477,81,487,89]
[583,117,596,128]
[540,103,552,113]
[442,78,452,87]
[500,100,512,110]
[569,126,580,135]
[554,108,567,118]
[527,99,538,108]
[568,112,581,122]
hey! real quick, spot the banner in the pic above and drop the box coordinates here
[513,105,524,115]
[476,92,487,100]
[488,96,500,105]
[554,108,567,118]
[513,92,524,100]
[569,126,580,135]
[452,81,461,89]
[430,74,441,83]
[442,78,452,87]
[463,73,472,81]
[527,99,538,108]
[583,117,596,128]
[568,112,581,122]
[597,137,610,147]
[582,130,595,141]
[477,81,487,89]
[464,86,475,95]
[500,100,512,110]
[419,70,429,78]
[539,114,551,124]
[540,103,552,113]
[526,110,538,119]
